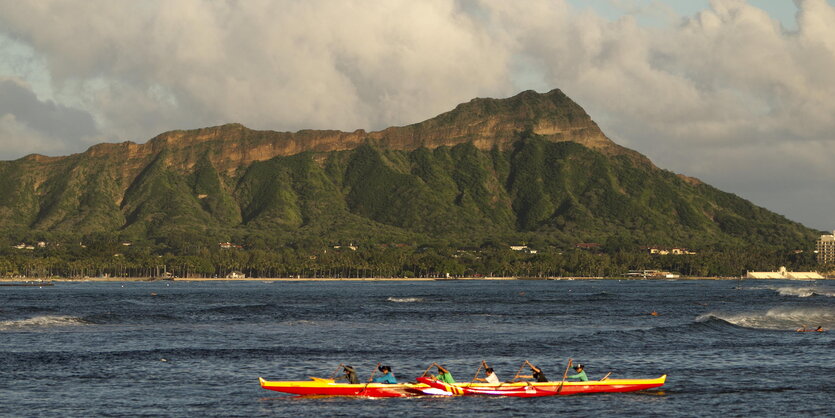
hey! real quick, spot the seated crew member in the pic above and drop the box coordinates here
[475,367,500,384]
[519,364,549,382]
[343,365,359,384]
[435,365,456,384]
[372,365,397,384]
[567,363,588,381]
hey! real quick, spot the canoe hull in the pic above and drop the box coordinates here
[415,375,666,397]
[260,375,667,398]
[259,377,427,397]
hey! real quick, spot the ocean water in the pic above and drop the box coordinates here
[1,279,833,417]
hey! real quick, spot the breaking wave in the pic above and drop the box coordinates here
[0,315,91,331]
[696,307,835,331]
[386,297,423,303]
[752,285,835,298]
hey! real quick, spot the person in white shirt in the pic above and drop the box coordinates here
[478,367,500,384]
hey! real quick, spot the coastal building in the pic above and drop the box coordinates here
[816,231,835,264]
[626,270,680,279]
[744,266,824,280]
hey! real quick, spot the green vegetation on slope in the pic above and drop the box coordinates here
[0,136,817,253]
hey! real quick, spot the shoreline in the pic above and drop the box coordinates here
[0,276,784,283]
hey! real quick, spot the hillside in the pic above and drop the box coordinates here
[0,89,817,250]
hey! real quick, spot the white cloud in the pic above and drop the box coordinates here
[0,0,833,229]
[0,0,510,140]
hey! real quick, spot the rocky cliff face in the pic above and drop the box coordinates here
[18,89,646,180]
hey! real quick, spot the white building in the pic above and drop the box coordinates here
[816,231,835,264]
[744,266,824,280]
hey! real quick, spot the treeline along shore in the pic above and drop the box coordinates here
[0,238,824,280]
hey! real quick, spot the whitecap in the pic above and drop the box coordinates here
[775,287,816,297]
[697,307,835,330]
[0,315,90,331]
[386,297,423,303]
[749,285,835,298]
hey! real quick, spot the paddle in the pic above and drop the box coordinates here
[470,360,487,384]
[329,363,345,381]
[556,358,573,394]
[358,362,381,396]
[367,362,381,383]
[600,371,612,381]
[511,360,531,382]
[421,362,441,378]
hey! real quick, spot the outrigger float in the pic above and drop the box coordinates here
[259,360,666,398]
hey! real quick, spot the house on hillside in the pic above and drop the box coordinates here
[332,243,358,251]
[509,245,537,254]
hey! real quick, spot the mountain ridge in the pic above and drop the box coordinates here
[0,88,815,250]
[15,89,649,174]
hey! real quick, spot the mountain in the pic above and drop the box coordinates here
[0,89,817,250]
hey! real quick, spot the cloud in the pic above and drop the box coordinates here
[0,0,833,229]
[0,78,99,158]
[0,0,510,140]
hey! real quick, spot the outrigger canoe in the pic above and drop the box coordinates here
[415,375,667,397]
[259,375,666,397]
[258,377,432,397]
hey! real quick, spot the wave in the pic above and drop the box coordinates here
[386,297,423,303]
[0,315,91,331]
[696,307,835,331]
[750,285,835,298]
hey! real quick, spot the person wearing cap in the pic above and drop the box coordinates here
[476,367,500,384]
[567,364,588,381]
[435,365,456,384]
[343,365,359,384]
[372,365,397,384]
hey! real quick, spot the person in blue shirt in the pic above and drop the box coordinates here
[372,365,397,384]
[567,364,588,381]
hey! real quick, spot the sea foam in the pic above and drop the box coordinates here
[697,307,835,330]
[386,297,423,303]
[749,285,835,298]
[0,315,89,331]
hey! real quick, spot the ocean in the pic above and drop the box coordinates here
[1,279,833,417]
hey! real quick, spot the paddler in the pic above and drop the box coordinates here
[475,367,500,384]
[343,365,359,384]
[519,364,548,382]
[435,364,456,384]
[372,365,397,384]
[567,363,588,381]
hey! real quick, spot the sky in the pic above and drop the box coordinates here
[0,0,833,231]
